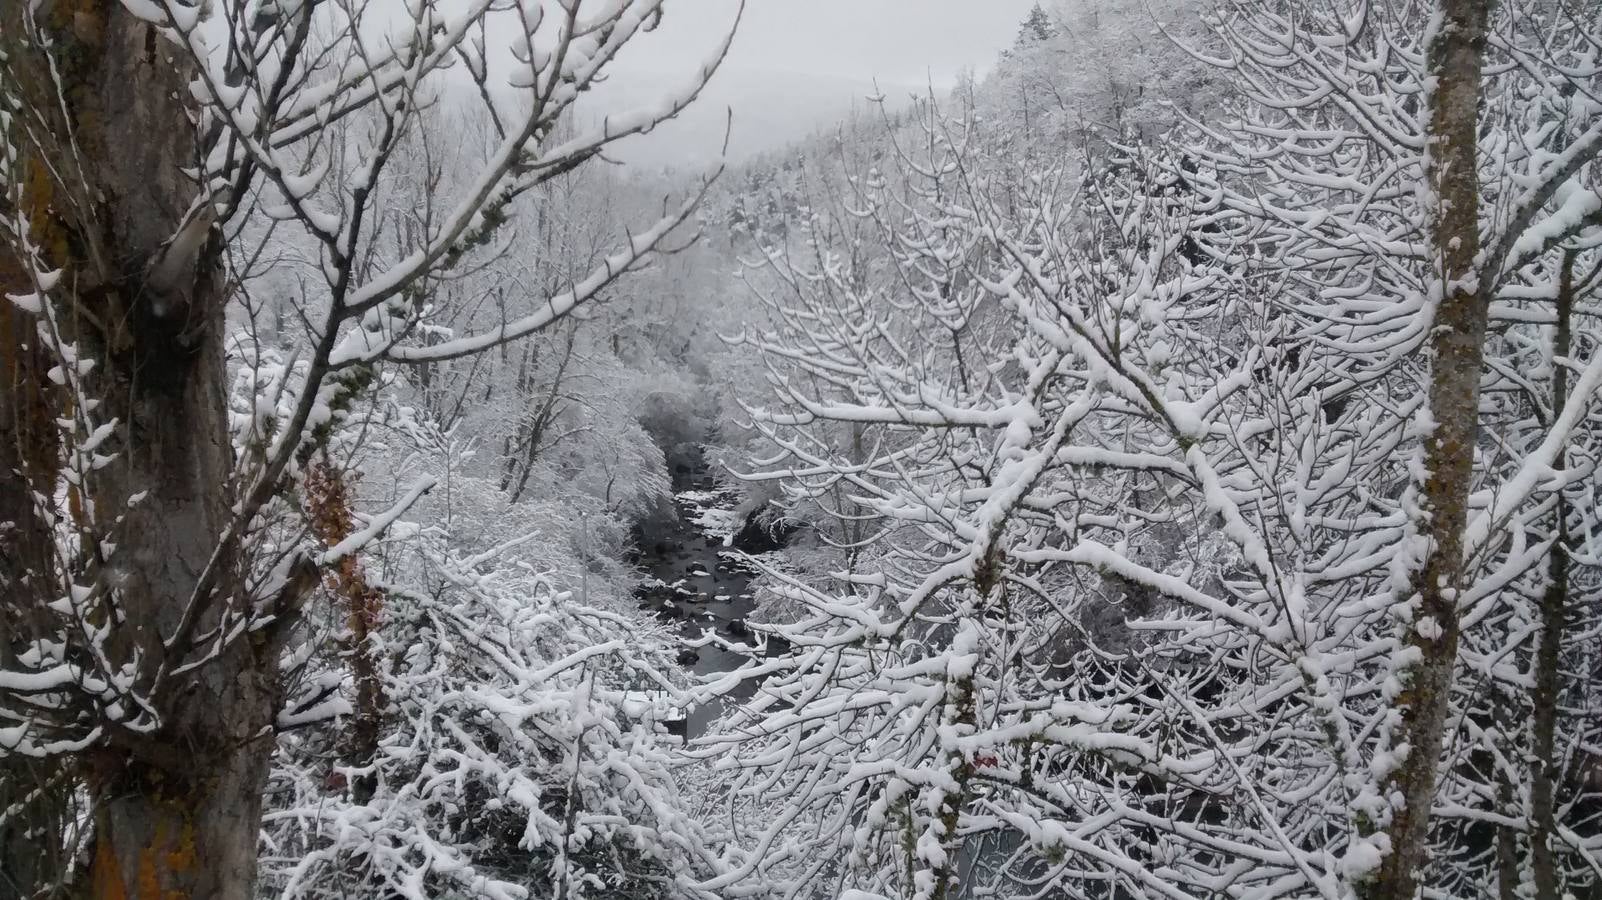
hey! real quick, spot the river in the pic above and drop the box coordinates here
[634,463,782,735]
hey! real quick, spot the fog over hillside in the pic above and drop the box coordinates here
[576,0,1034,168]
[581,66,929,168]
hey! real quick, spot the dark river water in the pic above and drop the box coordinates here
[635,469,774,735]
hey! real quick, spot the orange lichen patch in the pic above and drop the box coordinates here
[37,0,109,36]
[90,835,128,900]
[9,0,114,282]
[134,843,161,899]
[168,818,198,877]
[92,810,200,900]
[21,143,74,269]
[148,817,197,900]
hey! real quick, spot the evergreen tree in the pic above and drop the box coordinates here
[1014,2,1056,48]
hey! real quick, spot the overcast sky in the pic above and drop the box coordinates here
[611,0,1040,84]
[587,0,1040,165]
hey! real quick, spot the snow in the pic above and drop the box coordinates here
[318,478,436,565]
[677,488,744,544]
[8,291,43,314]
[5,1,1600,898]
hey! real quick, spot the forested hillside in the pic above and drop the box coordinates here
[3,1,1601,898]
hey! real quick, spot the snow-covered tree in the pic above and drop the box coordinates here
[261,424,718,898]
[987,0,1220,148]
[706,1,1602,897]
[0,0,736,895]
[1013,3,1057,49]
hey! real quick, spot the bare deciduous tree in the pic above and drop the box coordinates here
[0,0,736,895]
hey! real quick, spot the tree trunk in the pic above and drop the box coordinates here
[79,309,271,900]
[1527,250,1576,900]
[1495,776,1521,900]
[3,2,277,896]
[1365,1,1489,896]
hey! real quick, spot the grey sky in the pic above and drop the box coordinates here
[588,0,1040,165]
[612,0,1041,84]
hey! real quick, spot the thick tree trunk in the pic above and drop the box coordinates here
[87,752,269,900]
[1364,1,1489,896]
[80,316,272,900]
[3,2,277,896]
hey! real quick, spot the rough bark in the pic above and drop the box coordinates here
[1364,1,1489,896]
[1495,775,1520,900]
[1527,250,1575,900]
[2,2,276,896]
